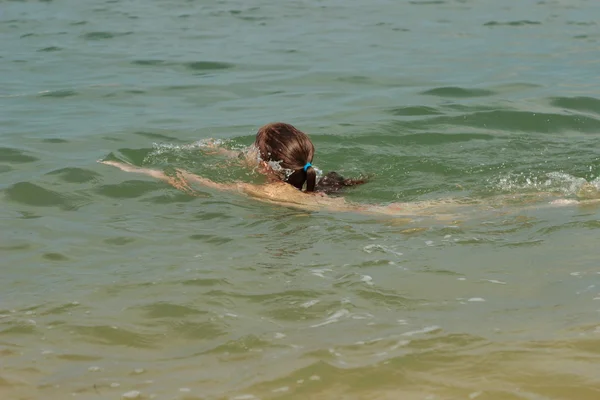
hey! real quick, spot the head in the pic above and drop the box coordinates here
[254,122,316,191]
[316,171,368,194]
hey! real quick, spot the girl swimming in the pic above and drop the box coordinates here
[100,122,600,218]
[101,122,374,213]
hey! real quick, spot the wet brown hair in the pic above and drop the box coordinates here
[254,122,316,192]
[316,171,368,194]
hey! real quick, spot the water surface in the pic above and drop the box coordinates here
[1,0,600,399]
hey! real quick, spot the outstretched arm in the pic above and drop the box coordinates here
[99,160,238,195]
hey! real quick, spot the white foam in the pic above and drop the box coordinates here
[468,298,486,302]
[311,309,349,328]
[390,340,410,350]
[300,299,320,308]
[484,279,506,285]
[122,391,141,399]
[272,386,289,393]
[402,326,440,337]
[310,268,331,278]
[361,275,374,285]
[231,395,257,400]
[363,244,403,257]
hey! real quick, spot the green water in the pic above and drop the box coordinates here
[2,0,600,399]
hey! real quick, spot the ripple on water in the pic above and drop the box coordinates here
[409,0,446,4]
[351,288,421,309]
[139,302,207,319]
[484,20,542,27]
[103,236,136,245]
[4,182,78,209]
[188,234,233,245]
[144,192,200,203]
[396,132,495,146]
[41,302,81,316]
[420,86,496,98]
[183,61,235,71]
[130,60,235,72]
[171,320,227,340]
[387,105,442,116]
[131,59,167,66]
[413,110,600,133]
[204,334,278,355]
[0,147,39,163]
[69,324,160,348]
[0,319,37,335]
[36,46,62,52]
[41,138,69,144]
[46,167,101,183]
[179,278,231,287]
[132,131,182,142]
[38,90,78,98]
[81,31,132,40]
[550,96,600,115]
[42,252,69,261]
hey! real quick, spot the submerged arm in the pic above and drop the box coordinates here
[99,161,378,214]
[99,160,239,195]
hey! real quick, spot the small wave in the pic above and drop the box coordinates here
[81,31,132,40]
[550,96,600,115]
[421,86,495,98]
[0,147,38,163]
[484,20,541,27]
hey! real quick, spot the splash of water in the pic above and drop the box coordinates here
[491,171,599,198]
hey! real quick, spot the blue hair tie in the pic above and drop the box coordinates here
[303,162,312,172]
